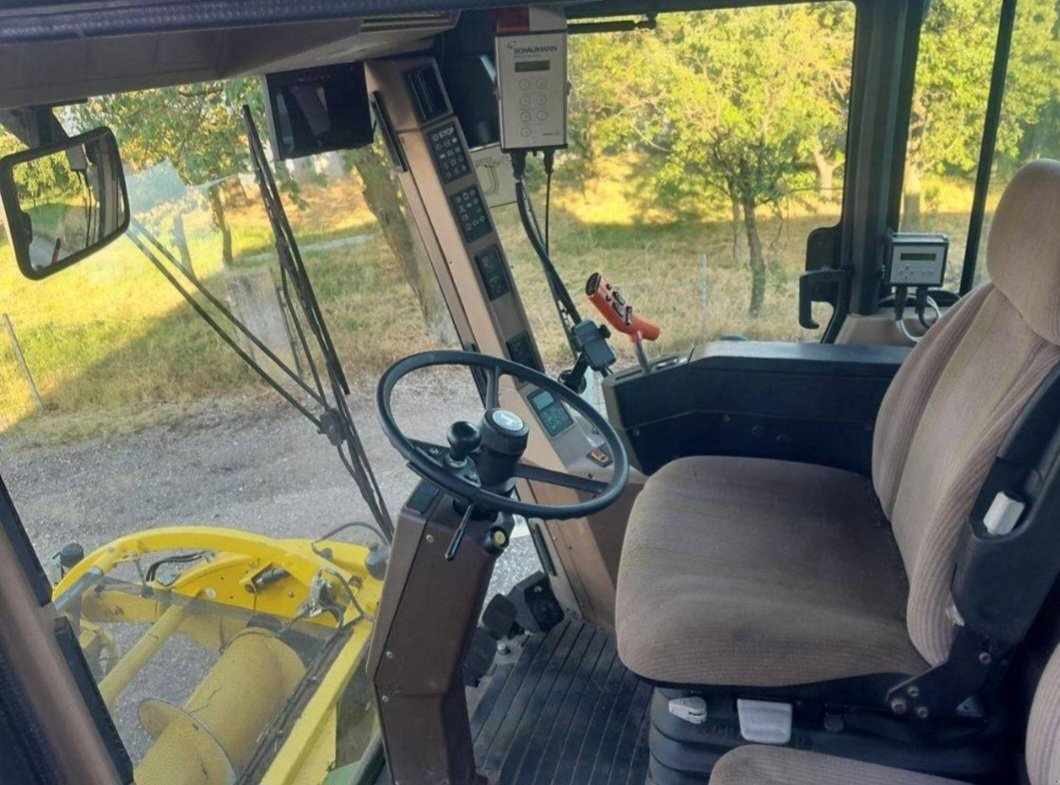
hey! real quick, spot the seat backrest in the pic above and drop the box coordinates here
[873,160,1060,666]
[1027,641,1060,785]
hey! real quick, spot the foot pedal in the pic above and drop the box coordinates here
[737,699,792,745]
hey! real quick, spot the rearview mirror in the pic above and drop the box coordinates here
[0,127,129,280]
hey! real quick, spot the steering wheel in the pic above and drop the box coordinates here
[376,350,629,520]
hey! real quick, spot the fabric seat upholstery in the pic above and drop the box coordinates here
[616,159,1060,687]
[617,456,926,686]
[710,637,1060,785]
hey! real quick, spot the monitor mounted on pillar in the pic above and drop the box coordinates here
[262,62,374,161]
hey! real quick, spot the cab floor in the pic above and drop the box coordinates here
[469,618,653,785]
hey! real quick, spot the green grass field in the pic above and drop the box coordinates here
[0,159,997,444]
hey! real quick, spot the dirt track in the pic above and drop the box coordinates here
[0,374,540,762]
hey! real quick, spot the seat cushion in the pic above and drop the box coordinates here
[710,745,966,785]
[616,456,927,686]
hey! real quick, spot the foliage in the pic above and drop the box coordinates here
[70,80,259,184]
[569,4,855,315]
[904,0,1058,223]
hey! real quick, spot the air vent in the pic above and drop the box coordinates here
[361,12,458,32]
[404,65,450,123]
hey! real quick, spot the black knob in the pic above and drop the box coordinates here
[447,421,481,464]
[59,542,85,571]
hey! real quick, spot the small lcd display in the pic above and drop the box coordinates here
[515,61,551,73]
[528,389,574,437]
[900,252,939,262]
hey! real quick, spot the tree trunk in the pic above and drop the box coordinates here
[813,149,837,204]
[741,194,767,319]
[207,184,233,267]
[730,191,743,262]
[349,147,456,344]
[903,163,923,230]
[172,212,195,278]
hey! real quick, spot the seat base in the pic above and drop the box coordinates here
[648,689,1008,785]
[617,457,928,688]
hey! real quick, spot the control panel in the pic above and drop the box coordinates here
[367,59,546,375]
[426,122,472,183]
[474,247,513,301]
[528,388,574,437]
[451,185,493,244]
[884,232,949,288]
[496,29,568,150]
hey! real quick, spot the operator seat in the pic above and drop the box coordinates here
[709,638,1060,784]
[616,159,1060,688]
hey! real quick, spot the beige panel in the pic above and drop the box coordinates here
[366,57,633,631]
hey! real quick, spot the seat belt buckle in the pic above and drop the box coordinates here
[737,699,792,745]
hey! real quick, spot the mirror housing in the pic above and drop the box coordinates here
[0,127,129,280]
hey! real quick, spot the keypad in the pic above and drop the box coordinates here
[451,186,492,244]
[427,123,472,184]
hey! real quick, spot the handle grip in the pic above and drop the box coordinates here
[586,272,661,342]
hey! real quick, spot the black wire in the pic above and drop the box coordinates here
[145,552,205,583]
[516,178,581,360]
[542,149,556,256]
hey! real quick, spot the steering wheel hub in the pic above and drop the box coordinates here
[489,409,525,432]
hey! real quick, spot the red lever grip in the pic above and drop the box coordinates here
[585,272,661,342]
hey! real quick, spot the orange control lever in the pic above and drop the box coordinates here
[585,272,661,342]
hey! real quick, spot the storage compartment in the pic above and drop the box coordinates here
[602,341,909,476]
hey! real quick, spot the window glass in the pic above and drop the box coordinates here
[0,81,474,783]
[971,0,1060,286]
[902,0,1059,291]
[496,1,857,373]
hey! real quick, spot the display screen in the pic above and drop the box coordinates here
[264,63,373,161]
[528,389,574,437]
[475,247,511,300]
[900,252,939,262]
[515,61,551,73]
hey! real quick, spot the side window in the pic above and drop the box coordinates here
[498,1,857,370]
[970,0,1059,286]
[902,0,1059,291]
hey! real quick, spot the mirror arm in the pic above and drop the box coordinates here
[0,106,69,148]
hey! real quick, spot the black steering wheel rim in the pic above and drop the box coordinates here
[376,350,630,520]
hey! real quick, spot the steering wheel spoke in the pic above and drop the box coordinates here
[514,462,608,495]
[410,439,449,464]
[484,365,501,410]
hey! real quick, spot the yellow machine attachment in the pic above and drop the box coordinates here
[52,526,387,785]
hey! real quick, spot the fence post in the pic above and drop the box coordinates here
[2,313,43,411]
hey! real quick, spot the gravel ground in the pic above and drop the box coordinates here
[0,370,540,763]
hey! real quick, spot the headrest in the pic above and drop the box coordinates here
[987,159,1060,344]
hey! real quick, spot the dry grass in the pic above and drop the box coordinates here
[0,158,996,443]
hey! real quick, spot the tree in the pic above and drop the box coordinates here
[904,0,1058,225]
[571,5,855,317]
[72,80,257,267]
